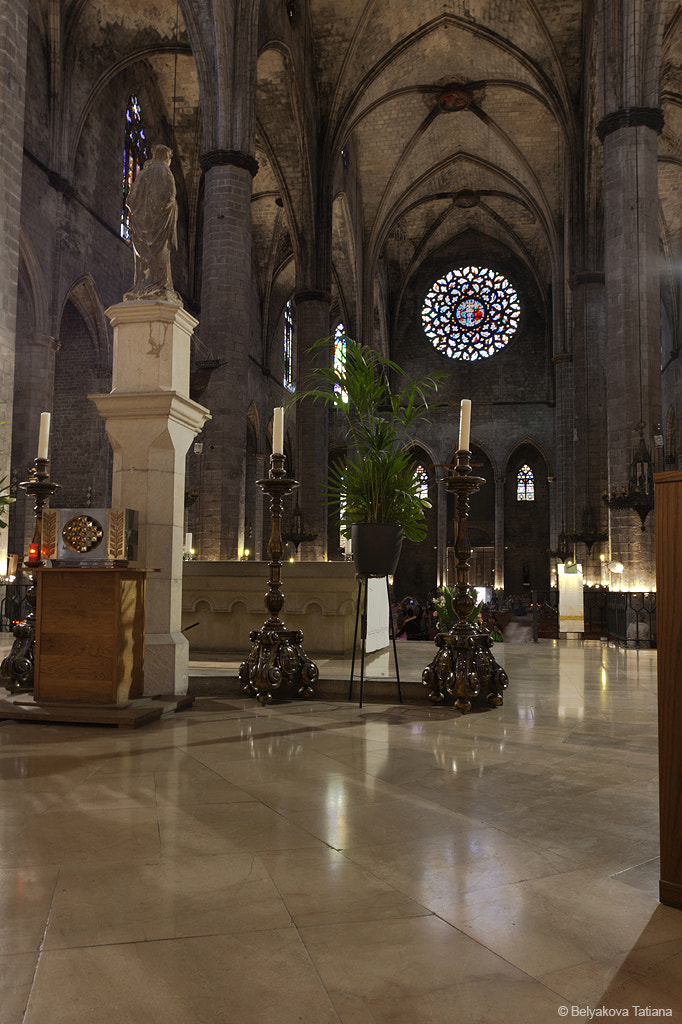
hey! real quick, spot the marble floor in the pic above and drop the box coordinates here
[2,641,681,1023]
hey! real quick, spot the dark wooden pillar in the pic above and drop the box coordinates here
[654,469,682,908]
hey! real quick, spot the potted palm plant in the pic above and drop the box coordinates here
[292,338,443,575]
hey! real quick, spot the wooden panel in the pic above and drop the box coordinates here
[34,569,146,705]
[654,471,682,908]
[117,576,145,701]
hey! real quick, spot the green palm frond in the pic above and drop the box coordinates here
[289,337,444,540]
[0,475,14,530]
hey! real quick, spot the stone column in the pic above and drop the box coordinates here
[553,355,575,539]
[91,301,210,695]
[293,290,331,561]
[0,0,30,572]
[252,452,265,560]
[598,109,662,590]
[195,150,258,560]
[569,272,608,583]
[494,474,505,594]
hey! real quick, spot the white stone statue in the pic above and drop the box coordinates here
[124,144,182,304]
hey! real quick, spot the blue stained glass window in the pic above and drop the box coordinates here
[283,298,295,390]
[517,464,534,501]
[121,95,148,240]
[422,266,520,360]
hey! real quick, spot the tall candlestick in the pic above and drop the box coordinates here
[273,407,284,455]
[458,399,471,451]
[38,412,51,460]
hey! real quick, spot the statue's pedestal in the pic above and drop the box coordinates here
[108,300,195,393]
[91,301,210,695]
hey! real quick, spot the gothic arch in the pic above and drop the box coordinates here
[503,439,551,593]
[372,274,389,356]
[18,230,49,338]
[256,43,312,279]
[62,275,110,371]
[503,435,553,480]
[246,400,261,454]
[50,292,112,511]
[447,438,499,479]
[331,190,360,339]
[66,45,196,176]
[263,261,295,370]
[392,440,439,604]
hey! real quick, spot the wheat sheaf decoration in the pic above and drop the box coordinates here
[107,509,126,560]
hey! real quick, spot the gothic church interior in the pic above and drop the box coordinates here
[4,1,682,596]
[2,3,682,1021]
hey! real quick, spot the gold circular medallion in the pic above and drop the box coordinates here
[62,515,104,554]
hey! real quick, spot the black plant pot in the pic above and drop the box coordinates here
[351,523,403,576]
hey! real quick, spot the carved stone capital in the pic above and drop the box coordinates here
[200,150,259,177]
[48,171,76,199]
[597,107,664,142]
[293,290,332,307]
[568,271,604,289]
[33,333,59,351]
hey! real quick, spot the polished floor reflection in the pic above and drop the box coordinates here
[1,641,681,1023]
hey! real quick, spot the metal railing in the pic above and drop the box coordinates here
[494,589,656,647]
[605,591,656,648]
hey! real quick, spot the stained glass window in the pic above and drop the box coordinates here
[517,464,534,501]
[334,323,348,402]
[121,95,148,240]
[422,266,520,360]
[415,465,429,499]
[283,298,295,390]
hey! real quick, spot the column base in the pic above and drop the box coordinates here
[144,631,189,696]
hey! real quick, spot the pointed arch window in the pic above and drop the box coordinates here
[283,298,295,390]
[517,464,535,501]
[334,322,348,402]
[121,95,148,240]
[415,464,429,500]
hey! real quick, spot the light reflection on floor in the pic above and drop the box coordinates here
[1,639,680,1022]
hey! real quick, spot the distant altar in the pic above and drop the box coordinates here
[182,560,374,656]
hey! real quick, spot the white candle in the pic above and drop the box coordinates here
[458,399,471,451]
[273,407,284,455]
[185,533,192,551]
[38,412,51,459]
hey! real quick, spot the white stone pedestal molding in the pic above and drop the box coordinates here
[91,301,211,695]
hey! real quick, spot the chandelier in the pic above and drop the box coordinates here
[566,504,608,554]
[282,498,318,553]
[602,422,654,531]
[548,524,571,563]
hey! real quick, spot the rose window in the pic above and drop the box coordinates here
[422,266,521,360]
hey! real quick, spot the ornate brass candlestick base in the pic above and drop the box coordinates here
[239,453,319,704]
[1,458,59,694]
[422,450,508,712]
